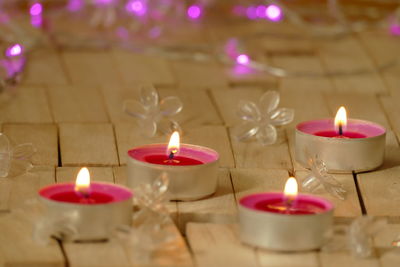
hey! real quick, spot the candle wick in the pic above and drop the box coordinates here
[168,151,175,160]
[338,124,343,136]
[284,196,296,211]
[77,189,90,199]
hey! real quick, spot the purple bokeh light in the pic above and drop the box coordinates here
[232,5,246,16]
[148,26,162,39]
[94,0,114,6]
[67,0,84,12]
[256,5,266,19]
[390,23,400,36]
[187,5,202,20]
[30,3,43,28]
[6,44,23,57]
[246,6,257,20]
[265,4,282,22]
[30,3,42,16]
[236,54,250,65]
[126,0,147,16]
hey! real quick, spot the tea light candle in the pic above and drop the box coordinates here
[39,168,133,241]
[127,131,219,201]
[239,177,334,251]
[295,106,386,173]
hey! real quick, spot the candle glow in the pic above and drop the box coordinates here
[75,167,91,197]
[284,177,298,198]
[334,106,347,135]
[167,131,180,158]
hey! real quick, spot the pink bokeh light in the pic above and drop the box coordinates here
[149,26,162,39]
[265,5,283,22]
[30,3,42,16]
[256,5,266,18]
[30,3,43,28]
[94,0,114,6]
[236,54,250,65]
[6,44,23,57]
[246,6,257,20]
[67,0,84,12]
[390,24,400,36]
[187,5,202,20]
[126,0,147,16]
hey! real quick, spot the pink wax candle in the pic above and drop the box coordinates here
[295,106,386,172]
[38,168,133,241]
[39,167,132,205]
[128,144,216,166]
[127,131,219,201]
[128,131,208,166]
[238,177,334,251]
[298,119,384,139]
[240,177,333,215]
[39,183,132,204]
[241,192,332,215]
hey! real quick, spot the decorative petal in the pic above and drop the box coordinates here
[348,217,387,258]
[270,108,294,126]
[310,155,328,176]
[0,133,11,178]
[255,124,277,146]
[140,85,159,110]
[12,143,36,160]
[237,100,261,121]
[159,96,183,117]
[152,172,169,196]
[232,121,259,142]
[137,118,157,138]
[7,159,33,177]
[308,155,347,200]
[157,118,182,136]
[323,182,347,200]
[302,174,321,193]
[123,100,147,119]
[260,91,280,114]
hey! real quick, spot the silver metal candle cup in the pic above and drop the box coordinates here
[127,143,219,201]
[39,182,133,241]
[239,193,334,251]
[295,119,386,173]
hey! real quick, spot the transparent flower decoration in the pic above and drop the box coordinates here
[322,216,387,259]
[0,133,36,178]
[232,90,294,145]
[347,216,387,258]
[123,85,183,137]
[302,154,347,200]
[114,173,178,265]
[132,172,170,213]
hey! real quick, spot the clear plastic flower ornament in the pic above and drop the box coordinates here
[232,90,294,145]
[123,85,183,137]
[0,133,36,178]
[302,154,347,200]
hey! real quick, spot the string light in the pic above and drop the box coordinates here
[187,5,202,20]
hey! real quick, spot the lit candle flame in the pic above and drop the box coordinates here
[334,106,347,135]
[284,177,298,207]
[75,167,91,197]
[167,131,180,159]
